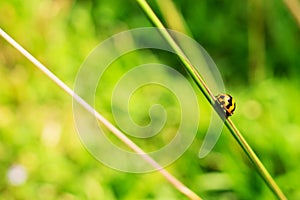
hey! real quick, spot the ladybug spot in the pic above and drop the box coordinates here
[226,99,233,108]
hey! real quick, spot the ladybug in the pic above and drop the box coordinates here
[215,94,236,118]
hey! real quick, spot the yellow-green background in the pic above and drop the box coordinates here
[0,0,300,199]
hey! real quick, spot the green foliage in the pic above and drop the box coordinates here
[0,0,299,199]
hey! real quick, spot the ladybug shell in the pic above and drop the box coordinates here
[216,94,236,117]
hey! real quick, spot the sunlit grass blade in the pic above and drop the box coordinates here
[0,28,203,200]
[282,0,300,27]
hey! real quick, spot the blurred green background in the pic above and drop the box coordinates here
[0,0,300,199]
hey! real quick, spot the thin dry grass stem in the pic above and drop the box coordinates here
[282,0,300,27]
[248,0,266,83]
[136,0,288,199]
[0,28,202,200]
[155,0,192,36]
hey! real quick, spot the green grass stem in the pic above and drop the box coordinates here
[136,0,288,199]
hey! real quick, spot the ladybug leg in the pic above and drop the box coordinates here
[214,100,227,119]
